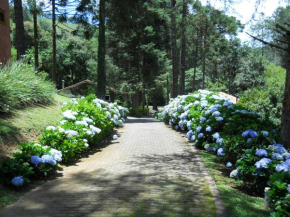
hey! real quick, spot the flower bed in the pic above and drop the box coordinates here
[156,90,290,216]
[0,95,128,187]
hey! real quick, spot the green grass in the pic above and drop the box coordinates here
[0,94,70,211]
[0,94,70,158]
[199,151,272,217]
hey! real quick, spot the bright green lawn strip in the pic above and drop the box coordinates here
[5,94,70,139]
[199,151,272,217]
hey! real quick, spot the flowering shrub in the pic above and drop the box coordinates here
[157,90,289,216]
[0,95,128,187]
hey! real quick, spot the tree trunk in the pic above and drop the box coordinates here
[180,0,187,95]
[14,0,25,59]
[96,0,106,99]
[132,94,139,109]
[52,0,57,83]
[166,76,170,103]
[192,38,198,92]
[171,0,179,98]
[33,7,39,69]
[202,22,207,89]
[280,47,290,149]
[153,93,158,111]
[109,89,115,102]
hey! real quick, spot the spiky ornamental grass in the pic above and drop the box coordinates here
[0,61,55,112]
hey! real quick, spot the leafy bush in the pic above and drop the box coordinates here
[0,95,128,187]
[158,90,289,216]
[239,63,285,127]
[129,106,149,117]
[0,61,55,112]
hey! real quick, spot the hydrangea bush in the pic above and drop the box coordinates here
[0,95,128,187]
[156,90,289,216]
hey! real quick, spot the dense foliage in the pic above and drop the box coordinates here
[156,90,289,216]
[0,61,55,112]
[239,63,286,127]
[0,95,128,187]
[11,0,270,105]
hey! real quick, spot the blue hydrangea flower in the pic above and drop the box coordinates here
[204,144,211,152]
[200,101,208,108]
[200,117,207,122]
[227,106,234,109]
[255,158,272,169]
[217,148,225,156]
[255,149,268,157]
[186,130,193,140]
[194,100,200,106]
[31,155,42,165]
[272,153,283,160]
[212,147,217,152]
[212,111,221,117]
[223,101,232,106]
[196,126,202,133]
[190,135,196,142]
[275,160,290,172]
[274,145,287,154]
[90,125,102,134]
[198,133,204,138]
[286,154,290,160]
[230,169,239,178]
[187,121,192,130]
[217,138,224,145]
[65,130,78,137]
[11,176,24,187]
[212,132,221,140]
[205,110,211,115]
[226,162,233,168]
[287,184,290,194]
[113,134,118,140]
[178,121,185,131]
[41,155,57,166]
[216,117,223,122]
[175,125,179,130]
[206,126,212,132]
[261,131,269,137]
[49,149,62,162]
[242,129,257,138]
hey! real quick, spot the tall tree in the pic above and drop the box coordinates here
[180,0,187,94]
[51,0,57,83]
[96,0,106,99]
[247,5,290,148]
[14,0,26,59]
[27,0,44,69]
[171,0,179,98]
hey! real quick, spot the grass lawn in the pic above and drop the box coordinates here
[0,94,70,211]
[0,94,70,158]
[199,150,272,217]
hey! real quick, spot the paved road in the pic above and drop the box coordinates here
[0,117,223,217]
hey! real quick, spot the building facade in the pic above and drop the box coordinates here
[0,0,11,64]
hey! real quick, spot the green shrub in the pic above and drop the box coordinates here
[129,106,149,117]
[239,63,285,127]
[0,61,55,112]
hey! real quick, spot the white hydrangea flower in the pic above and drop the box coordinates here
[46,126,56,131]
